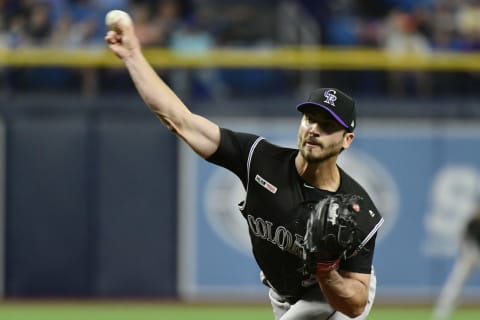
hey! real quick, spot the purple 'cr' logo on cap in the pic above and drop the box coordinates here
[323,89,337,106]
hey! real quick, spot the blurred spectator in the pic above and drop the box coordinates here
[456,0,480,50]
[168,11,227,101]
[431,2,451,36]
[67,0,104,45]
[151,0,183,46]
[429,1,460,50]
[428,1,466,95]
[382,8,432,97]
[217,3,253,46]
[323,1,361,46]
[130,0,181,47]
[433,204,480,320]
[25,2,55,45]
[169,16,213,53]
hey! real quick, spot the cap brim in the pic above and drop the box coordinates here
[296,102,349,129]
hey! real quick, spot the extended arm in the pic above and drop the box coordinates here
[104,12,220,159]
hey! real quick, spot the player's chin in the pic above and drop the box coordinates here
[302,143,324,155]
[300,149,320,162]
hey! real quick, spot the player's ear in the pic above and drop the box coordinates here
[342,132,354,149]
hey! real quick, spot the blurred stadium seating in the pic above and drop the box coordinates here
[0,0,480,103]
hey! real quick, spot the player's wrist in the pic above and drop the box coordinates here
[316,260,340,274]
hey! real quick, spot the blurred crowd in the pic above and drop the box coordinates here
[2,0,480,50]
[1,0,480,98]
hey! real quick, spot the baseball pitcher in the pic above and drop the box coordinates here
[105,10,384,319]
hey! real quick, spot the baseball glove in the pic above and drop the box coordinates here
[302,194,363,274]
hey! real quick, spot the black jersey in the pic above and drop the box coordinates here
[207,128,384,299]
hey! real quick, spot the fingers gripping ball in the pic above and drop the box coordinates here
[105,9,132,31]
[302,194,362,274]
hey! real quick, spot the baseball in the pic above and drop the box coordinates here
[105,10,131,30]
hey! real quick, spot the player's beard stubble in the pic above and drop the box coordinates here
[298,134,344,164]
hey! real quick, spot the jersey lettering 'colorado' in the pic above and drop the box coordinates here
[247,214,303,257]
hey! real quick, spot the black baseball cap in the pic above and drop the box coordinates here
[296,88,356,132]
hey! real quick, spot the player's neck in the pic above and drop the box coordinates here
[295,155,340,192]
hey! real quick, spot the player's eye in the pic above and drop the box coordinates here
[304,113,343,134]
[304,114,314,124]
[319,121,339,133]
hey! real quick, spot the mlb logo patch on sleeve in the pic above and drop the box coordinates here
[255,174,278,194]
